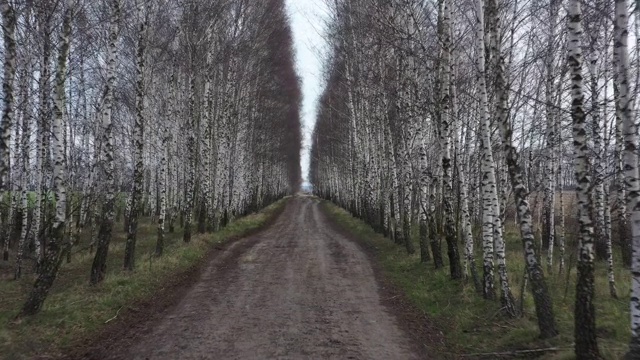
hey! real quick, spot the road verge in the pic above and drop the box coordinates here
[0,197,289,360]
[319,199,449,358]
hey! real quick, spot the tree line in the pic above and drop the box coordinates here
[0,0,301,318]
[310,0,640,357]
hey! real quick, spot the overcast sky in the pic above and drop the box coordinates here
[285,0,329,182]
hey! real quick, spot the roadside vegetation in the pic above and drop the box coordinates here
[310,0,639,357]
[0,0,301,325]
[0,199,287,360]
[323,201,629,359]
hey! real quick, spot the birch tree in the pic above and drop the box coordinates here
[614,0,640,354]
[567,0,600,356]
[0,0,16,262]
[124,1,148,271]
[19,0,72,316]
[0,0,299,315]
[90,0,120,285]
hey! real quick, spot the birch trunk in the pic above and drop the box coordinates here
[429,180,444,269]
[156,113,170,256]
[14,63,31,279]
[440,0,462,279]
[124,3,147,271]
[489,0,555,332]
[568,0,600,355]
[90,0,120,285]
[419,139,431,263]
[183,73,196,243]
[32,12,52,265]
[614,0,640,354]
[589,53,607,262]
[476,0,496,300]
[14,67,30,279]
[544,0,559,272]
[0,0,15,262]
[199,54,213,233]
[614,0,632,269]
[0,0,14,193]
[20,0,71,315]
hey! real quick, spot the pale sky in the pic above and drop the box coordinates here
[285,0,329,182]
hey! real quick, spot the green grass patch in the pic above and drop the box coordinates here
[0,198,288,360]
[322,201,629,359]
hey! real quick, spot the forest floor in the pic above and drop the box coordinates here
[75,195,439,359]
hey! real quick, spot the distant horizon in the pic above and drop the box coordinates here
[286,0,329,182]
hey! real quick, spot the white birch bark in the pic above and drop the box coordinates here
[14,66,31,279]
[544,0,559,272]
[0,0,15,262]
[439,0,462,279]
[476,0,496,300]
[0,0,14,192]
[615,0,640,354]
[489,0,553,328]
[124,2,147,270]
[19,0,71,316]
[90,0,120,285]
[568,0,600,355]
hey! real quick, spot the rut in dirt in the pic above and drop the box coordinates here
[106,197,424,359]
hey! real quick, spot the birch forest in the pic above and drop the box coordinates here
[6,0,640,358]
[0,0,301,317]
[310,0,640,357]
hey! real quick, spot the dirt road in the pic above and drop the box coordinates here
[112,197,423,359]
